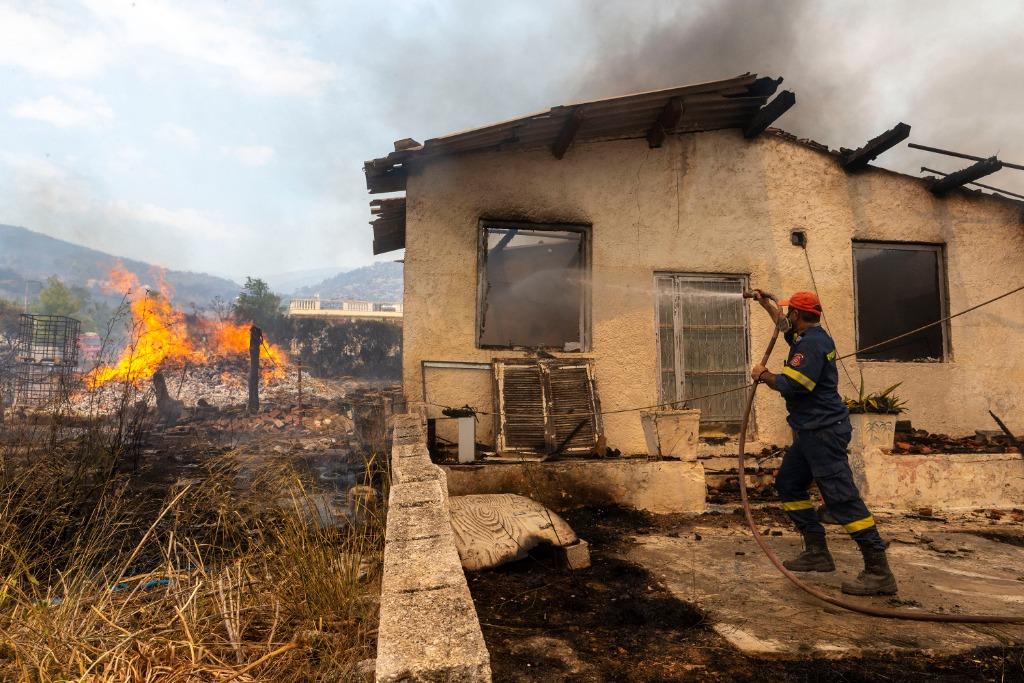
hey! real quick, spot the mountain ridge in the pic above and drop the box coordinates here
[0,223,240,305]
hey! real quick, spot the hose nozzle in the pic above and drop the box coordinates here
[744,289,778,302]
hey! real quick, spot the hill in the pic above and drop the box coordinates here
[294,261,403,302]
[0,223,241,306]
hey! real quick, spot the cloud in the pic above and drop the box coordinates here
[0,153,237,272]
[110,201,232,239]
[157,123,201,151]
[83,0,337,97]
[224,145,276,167]
[9,89,114,128]
[0,5,110,79]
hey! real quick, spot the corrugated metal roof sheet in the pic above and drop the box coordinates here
[363,73,784,194]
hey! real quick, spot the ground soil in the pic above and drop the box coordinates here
[467,507,1024,682]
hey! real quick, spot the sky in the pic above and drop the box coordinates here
[2,1,1023,282]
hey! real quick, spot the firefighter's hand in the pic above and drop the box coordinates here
[751,364,768,382]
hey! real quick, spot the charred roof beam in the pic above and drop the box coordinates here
[840,122,911,171]
[929,157,1003,195]
[646,97,685,148]
[551,107,585,160]
[743,90,796,139]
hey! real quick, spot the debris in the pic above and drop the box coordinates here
[448,493,583,571]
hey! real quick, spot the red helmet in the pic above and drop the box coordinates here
[779,291,822,314]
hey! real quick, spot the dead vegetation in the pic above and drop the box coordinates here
[0,383,385,682]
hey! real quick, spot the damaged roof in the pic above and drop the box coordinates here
[363,72,787,194]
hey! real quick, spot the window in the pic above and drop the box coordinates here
[853,242,948,362]
[477,221,587,350]
[655,274,749,432]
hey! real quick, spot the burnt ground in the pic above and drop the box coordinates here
[467,507,1024,682]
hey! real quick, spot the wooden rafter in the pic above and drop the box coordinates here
[929,157,1003,195]
[743,90,796,139]
[840,122,911,171]
[646,97,684,148]
[551,107,585,159]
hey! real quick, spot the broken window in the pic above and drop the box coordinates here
[655,274,749,433]
[478,222,587,350]
[493,359,602,456]
[853,242,948,362]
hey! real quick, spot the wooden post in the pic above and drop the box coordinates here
[297,358,303,428]
[248,325,262,415]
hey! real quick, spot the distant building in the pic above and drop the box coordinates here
[287,295,403,320]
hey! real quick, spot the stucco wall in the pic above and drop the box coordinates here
[401,129,1024,452]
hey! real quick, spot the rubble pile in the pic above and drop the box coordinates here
[71,356,363,415]
[167,399,356,436]
[892,428,1021,455]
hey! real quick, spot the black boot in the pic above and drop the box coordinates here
[841,546,898,596]
[783,532,835,572]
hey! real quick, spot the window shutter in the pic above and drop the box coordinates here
[546,361,601,453]
[495,361,547,451]
[493,359,602,455]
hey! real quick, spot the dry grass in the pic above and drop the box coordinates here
[0,398,386,681]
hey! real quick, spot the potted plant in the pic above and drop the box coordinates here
[844,372,907,453]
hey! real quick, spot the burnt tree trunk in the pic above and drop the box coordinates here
[248,325,262,415]
[152,369,183,425]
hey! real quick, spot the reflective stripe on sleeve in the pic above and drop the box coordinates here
[826,349,836,361]
[782,500,814,511]
[781,365,817,391]
[843,516,876,533]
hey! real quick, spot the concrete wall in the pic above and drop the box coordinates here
[402,129,1024,452]
[377,415,491,682]
[443,459,707,514]
[852,447,1024,510]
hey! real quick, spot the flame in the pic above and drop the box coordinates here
[87,275,205,388]
[88,265,290,388]
[207,320,289,380]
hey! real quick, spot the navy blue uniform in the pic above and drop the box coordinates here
[774,326,885,551]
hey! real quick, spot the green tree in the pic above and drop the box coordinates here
[0,298,21,343]
[233,277,282,328]
[35,276,84,317]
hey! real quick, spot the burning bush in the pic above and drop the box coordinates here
[86,266,289,390]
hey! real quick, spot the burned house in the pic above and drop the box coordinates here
[364,73,1024,459]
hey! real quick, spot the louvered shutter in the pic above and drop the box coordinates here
[494,359,602,455]
[495,361,547,452]
[546,361,600,453]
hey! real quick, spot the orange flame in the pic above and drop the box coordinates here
[88,269,205,388]
[206,320,289,380]
[88,265,289,388]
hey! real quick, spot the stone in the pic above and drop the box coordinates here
[561,539,591,570]
[375,585,491,683]
[449,493,580,570]
[388,480,447,510]
[386,500,454,543]
[382,536,466,594]
[354,658,375,682]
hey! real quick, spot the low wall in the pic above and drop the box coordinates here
[376,415,491,682]
[852,447,1024,510]
[443,459,706,514]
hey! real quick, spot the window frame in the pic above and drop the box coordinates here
[851,240,951,363]
[653,271,751,432]
[475,219,591,351]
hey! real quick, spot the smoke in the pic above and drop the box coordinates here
[359,0,1024,194]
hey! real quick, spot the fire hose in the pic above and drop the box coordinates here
[737,292,1024,623]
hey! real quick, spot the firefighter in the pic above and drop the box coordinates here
[749,290,897,596]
